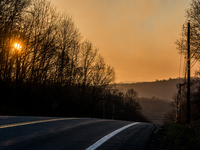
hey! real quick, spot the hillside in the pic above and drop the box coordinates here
[116,78,179,124]
[116,78,180,101]
[137,97,173,124]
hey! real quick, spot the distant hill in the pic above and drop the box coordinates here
[116,78,181,101]
[136,97,173,124]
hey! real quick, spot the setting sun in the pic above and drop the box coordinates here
[14,43,22,51]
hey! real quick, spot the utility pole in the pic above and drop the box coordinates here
[187,21,190,124]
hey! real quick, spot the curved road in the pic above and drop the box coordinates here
[0,116,161,150]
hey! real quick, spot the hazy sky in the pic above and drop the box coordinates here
[51,0,197,83]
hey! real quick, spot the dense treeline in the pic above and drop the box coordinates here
[0,0,147,122]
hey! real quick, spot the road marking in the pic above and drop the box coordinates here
[86,122,139,150]
[0,118,74,129]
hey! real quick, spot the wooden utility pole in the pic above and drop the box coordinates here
[187,21,190,124]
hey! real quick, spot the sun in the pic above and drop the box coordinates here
[14,43,22,51]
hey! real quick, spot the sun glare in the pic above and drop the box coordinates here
[14,43,22,51]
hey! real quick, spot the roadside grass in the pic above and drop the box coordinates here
[159,121,200,150]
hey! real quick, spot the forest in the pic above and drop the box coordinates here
[0,0,148,122]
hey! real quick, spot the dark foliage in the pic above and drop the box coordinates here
[164,78,200,124]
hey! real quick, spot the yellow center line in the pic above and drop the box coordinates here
[0,118,75,129]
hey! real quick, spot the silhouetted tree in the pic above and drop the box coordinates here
[22,0,59,84]
[94,88,147,122]
[0,0,31,83]
[55,14,81,85]
[176,0,200,58]
[165,79,200,123]
[85,54,115,116]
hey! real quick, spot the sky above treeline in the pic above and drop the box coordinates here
[50,0,198,83]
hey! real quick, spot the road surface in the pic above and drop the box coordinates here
[0,116,161,150]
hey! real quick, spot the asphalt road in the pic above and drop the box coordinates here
[0,116,161,150]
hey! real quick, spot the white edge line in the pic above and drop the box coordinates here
[86,122,139,150]
[0,118,74,129]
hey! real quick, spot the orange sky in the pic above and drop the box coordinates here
[51,0,198,83]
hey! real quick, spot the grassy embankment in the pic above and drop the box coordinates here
[158,121,200,150]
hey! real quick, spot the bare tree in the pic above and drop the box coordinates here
[85,54,115,114]
[0,0,31,82]
[20,0,59,84]
[55,14,81,85]
[176,0,200,59]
